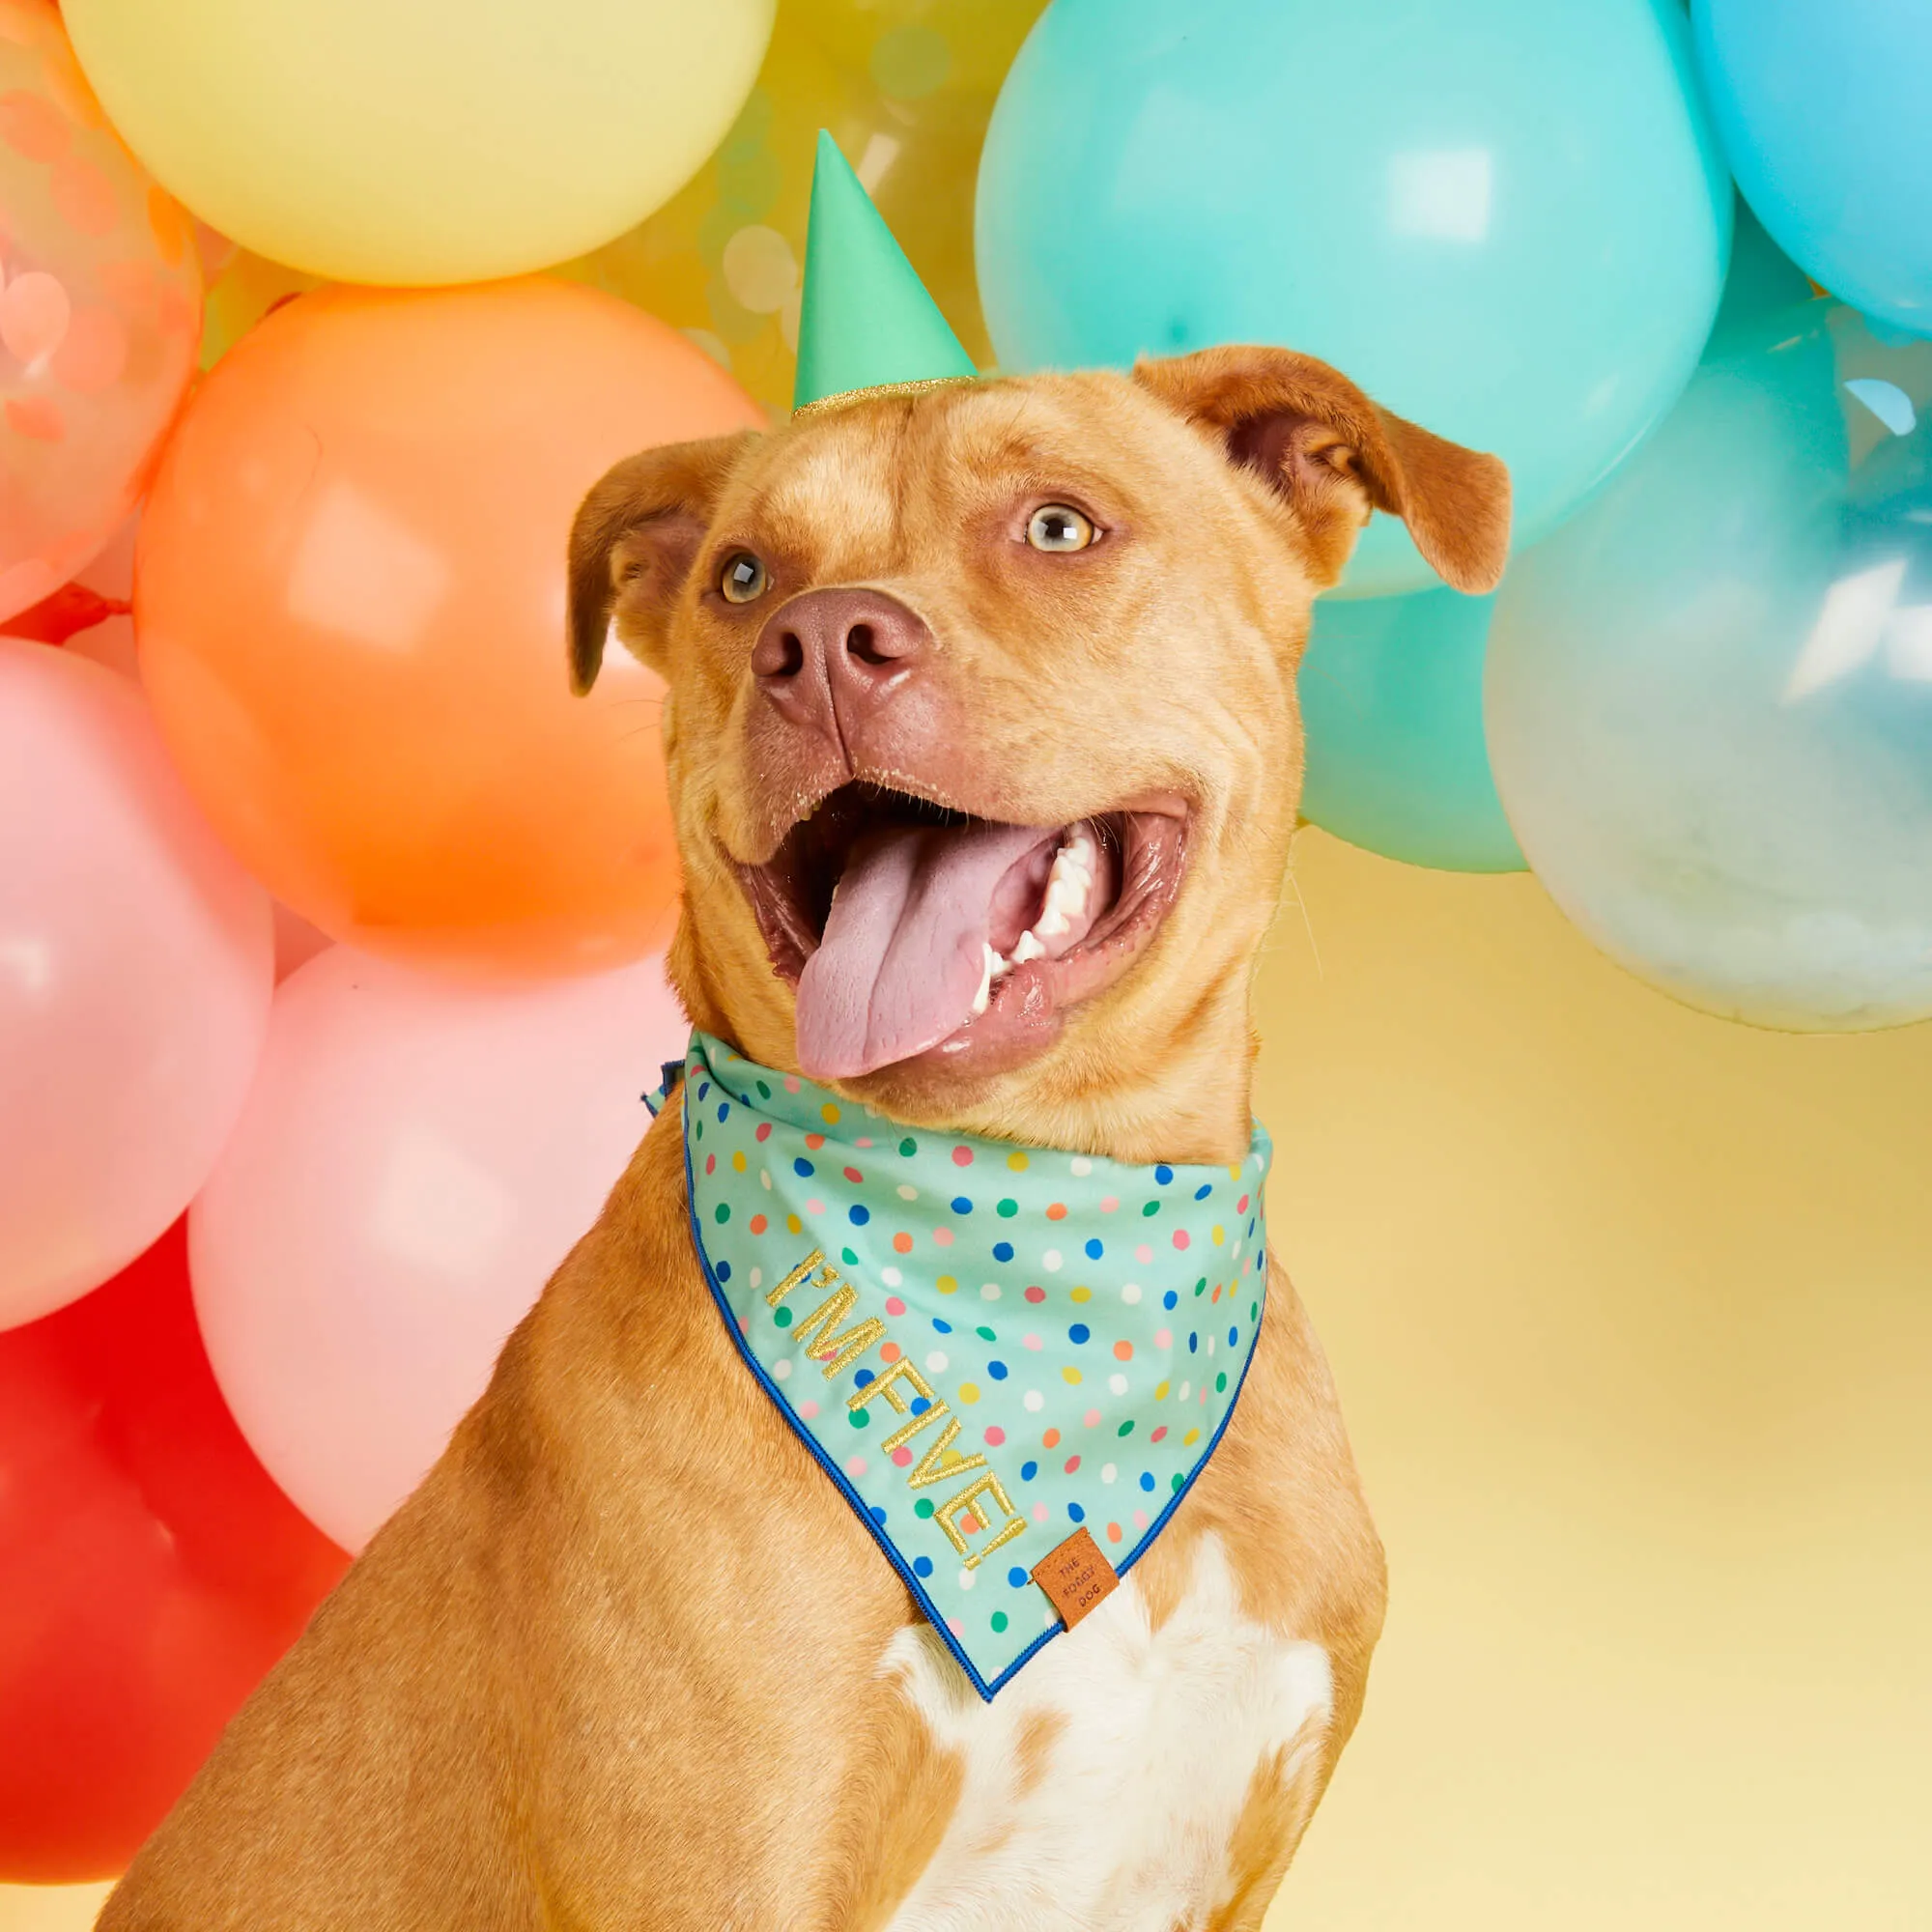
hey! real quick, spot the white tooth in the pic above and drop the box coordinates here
[971,942,999,1016]
[1009,826,1102,967]
[1037,860,1089,937]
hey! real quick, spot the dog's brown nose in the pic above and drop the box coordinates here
[751,587,930,744]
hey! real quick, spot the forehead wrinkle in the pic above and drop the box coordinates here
[753,418,898,574]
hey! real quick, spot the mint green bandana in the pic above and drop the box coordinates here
[654,1033,1272,1699]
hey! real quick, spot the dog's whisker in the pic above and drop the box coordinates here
[1280,857,1323,979]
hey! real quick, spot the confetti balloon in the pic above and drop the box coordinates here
[978,0,1732,596]
[191,948,685,1552]
[0,0,200,624]
[61,0,775,287]
[1487,296,1932,1030]
[137,279,762,978]
[560,0,1044,414]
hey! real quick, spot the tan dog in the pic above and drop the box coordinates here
[100,345,1507,1931]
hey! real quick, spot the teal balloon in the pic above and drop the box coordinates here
[1709,201,1818,351]
[1298,589,1524,873]
[1486,295,1932,1030]
[977,0,1732,596]
[1292,208,1800,881]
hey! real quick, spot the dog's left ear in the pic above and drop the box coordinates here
[1135,345,1511,593]
[566,429,758,695]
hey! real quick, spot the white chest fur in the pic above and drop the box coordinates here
[878,1533,1333,1932]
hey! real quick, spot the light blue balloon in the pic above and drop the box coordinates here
[1298,589,1523,873]
[1486,295,1932,1031]
[1693,0,1932,340]
[977,0,1732,596]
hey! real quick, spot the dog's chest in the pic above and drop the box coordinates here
[876,1533,1332,1932]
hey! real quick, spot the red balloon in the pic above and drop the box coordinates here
[0,1218,348,1881]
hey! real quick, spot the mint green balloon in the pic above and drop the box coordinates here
[1298,589,1523,873]
[1487,295,1932,1030]
[978,0,1732,596]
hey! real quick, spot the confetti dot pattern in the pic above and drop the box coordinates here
[673,1032,1270,1697]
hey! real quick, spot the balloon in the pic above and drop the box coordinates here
[190,947,685,1551]
[976,0,1732,596]
[60,0,775,287]
[0,1219,348,1881]
[0,642,272,1329]
[1486,294,1932,1030]
[1693,0,1932,338]
[559,0,1044,416]
[1293,208,1817,876]
[1299,588,1524,874]
[52,508,136,675]
[0,0,200,625]
[137,281,763,978]
[197,243,319,372]
[0,576,125,645]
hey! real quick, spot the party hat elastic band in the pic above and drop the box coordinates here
[792,130,978,413]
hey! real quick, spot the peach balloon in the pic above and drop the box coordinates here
[0,640,273,1329]
[0,0,200,624]
[189,947,685,1551]
[136,279,763,978]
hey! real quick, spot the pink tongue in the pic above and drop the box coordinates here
[796,819,1054,1079]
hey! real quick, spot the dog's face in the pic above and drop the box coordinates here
[568,346,1508,1151]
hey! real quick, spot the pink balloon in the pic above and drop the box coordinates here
[189,948,684,1550]
[0,640,273,1327]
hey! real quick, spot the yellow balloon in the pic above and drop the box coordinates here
[61,0,776,286]
[559,0,1046,417]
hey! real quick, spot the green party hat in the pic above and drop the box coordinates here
[792,130,977,412]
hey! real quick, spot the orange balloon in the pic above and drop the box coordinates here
[136,280,762,976]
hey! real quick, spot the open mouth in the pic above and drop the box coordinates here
[739,783,1188,1082]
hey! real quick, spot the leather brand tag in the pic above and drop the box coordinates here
[1030,1526,1119,1630]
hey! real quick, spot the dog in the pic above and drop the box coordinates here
[99,343,1507,1930]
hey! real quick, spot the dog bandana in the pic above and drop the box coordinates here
[651,1032,1272,1699]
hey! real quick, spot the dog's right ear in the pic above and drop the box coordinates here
[1135,346,1510,595]
[566,431,757,695]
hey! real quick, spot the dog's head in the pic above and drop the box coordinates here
[568,346,1508,1156]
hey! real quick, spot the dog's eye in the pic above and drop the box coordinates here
[719,552,770,604]
[1026,504,1095,553]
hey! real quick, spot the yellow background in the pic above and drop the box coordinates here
[6,828,1928,1929]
